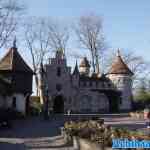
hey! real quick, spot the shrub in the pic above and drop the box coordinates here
[64,120,150,147]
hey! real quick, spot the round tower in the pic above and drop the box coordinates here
[107,50,134,111]
[79,57,90,76]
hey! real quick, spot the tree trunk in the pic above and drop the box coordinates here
[35,75,39,96]
[91,50,96,73]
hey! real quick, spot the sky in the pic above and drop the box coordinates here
[24,0,150,63]
[19,0,150,94]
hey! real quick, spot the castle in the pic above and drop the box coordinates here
[40,49,134,113]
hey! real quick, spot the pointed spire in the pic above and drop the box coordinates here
[108,49,134,76]
[73,60,79,75]
[117,48,121,56]
[13,36,17,48]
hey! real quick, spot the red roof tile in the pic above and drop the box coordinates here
[108,54,133,75]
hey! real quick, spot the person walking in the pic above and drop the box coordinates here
[147,111,150,128]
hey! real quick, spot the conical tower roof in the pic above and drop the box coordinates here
[108,50,133,76]
[0,45,33,73]
[73,60,79,75]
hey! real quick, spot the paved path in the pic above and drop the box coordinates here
[0,117,73,150]
[0,114,148,150]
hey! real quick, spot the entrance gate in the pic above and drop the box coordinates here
[53,95,64,113]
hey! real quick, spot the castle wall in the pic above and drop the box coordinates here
[69,89,109,113]
[43,52,133,113]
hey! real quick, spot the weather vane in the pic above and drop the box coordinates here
[13,36,17,48]
[117,48,121,56]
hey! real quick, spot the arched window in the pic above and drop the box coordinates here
[96,81,98,87]
[56,84,62,91]
[89,81,92,87]
[12,97,16,109]
[80,95,92,112]
[83,81,87,87]
[57,67,61,77]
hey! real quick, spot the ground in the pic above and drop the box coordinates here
[0,114,147,150]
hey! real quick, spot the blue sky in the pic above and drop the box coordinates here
[25,0,150,62]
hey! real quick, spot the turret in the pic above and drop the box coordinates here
[107,49,134,111]
[79,57,90,76]
[55,48,65,59]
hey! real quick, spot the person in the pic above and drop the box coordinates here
[147,111,150,128]
[67,109,71,115]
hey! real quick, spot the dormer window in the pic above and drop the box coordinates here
[12,97,16,109]
[89,82,92,87]
[96,82,98,87]
[56,84,62,91]
[83,81,87,87]
[57,67,61,77]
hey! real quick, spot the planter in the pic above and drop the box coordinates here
[130,112,144,119]
[60,127,73,144]
[73,137,112,150]
[129,112,134,118]
[73,136,80,150]
[136,113,140,119]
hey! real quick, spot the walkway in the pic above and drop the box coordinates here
[0,117,73,150]
[0,114,147,150]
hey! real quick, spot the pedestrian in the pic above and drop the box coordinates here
[67,109,71,115]
[147,111,150,128]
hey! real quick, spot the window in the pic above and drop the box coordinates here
[96,82,98,87]
[102,82,105,87]
[12,97,16,109]
[108,83,111,88]
[83,81,87,87]
[57,67,61,77]
[89,82,92,87]
[56,84,62,91]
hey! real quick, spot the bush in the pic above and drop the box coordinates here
[29,106,41,116]
[64,120,150,147]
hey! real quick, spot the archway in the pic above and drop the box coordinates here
[53,95,64,113]
[80,95,92,113]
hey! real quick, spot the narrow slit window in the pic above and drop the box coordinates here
[57,67,61,77]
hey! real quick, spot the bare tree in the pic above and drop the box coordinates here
[47,19,69,54]
[24,18,70,96]
[24,18,51,96]
[74,14,105,73]
[0,0,25,48]
[123,51,148,75]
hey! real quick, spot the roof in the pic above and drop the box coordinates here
[79,57,90,68]
[108,52,134,76]
[73,61,79,75]
[0,46,33,73]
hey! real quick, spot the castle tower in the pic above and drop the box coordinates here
[79,57,90,76]
[107,49,134,111]
[55,48,65,59]
[44,48,71,113]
